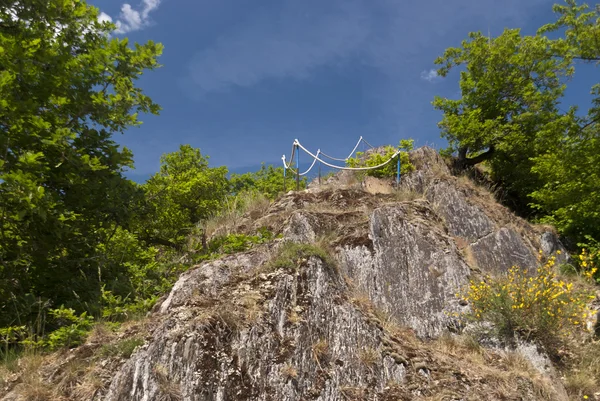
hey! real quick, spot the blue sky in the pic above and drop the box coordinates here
[92,0,590,180]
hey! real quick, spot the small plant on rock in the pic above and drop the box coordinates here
[268,242,335,272]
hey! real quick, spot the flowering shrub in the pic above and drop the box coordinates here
[577,239,599,284]
[460,256,594,349]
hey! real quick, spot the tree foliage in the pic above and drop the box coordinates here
[230,163,306,199]
[433,0,599,242]
[346,139,415,178]
[0,0,162,328]
[139,145,229,247]
[531,0,600,241]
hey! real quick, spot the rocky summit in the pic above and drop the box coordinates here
[1,147,591,401]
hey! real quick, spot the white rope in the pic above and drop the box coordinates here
[298,150,320,176]
[282,141,298,170]
[319,136,366,162]
[345,136,363,160]
[319,151,348,162]
[295,140,401,171]
[361,137,375,149]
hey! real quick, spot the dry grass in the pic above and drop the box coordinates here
[461,245,479,270]
[340,385,367,399]
[349,287,373,312]
[204,191,271,238]
[452,235,470,250]
[280,363,298,380]
[432,333,559,400]
[564,371,597,399]
[153,364,182,401]
[358,346,380,368]
[238,291,263,324]
[71,371,105,400]
[13,353,54,401]
[87,322,118,344]
[312,339,329,362]
[390,187,422,202]
[434,333,487,366]
[287,309,302,325]
[563,340,600,399]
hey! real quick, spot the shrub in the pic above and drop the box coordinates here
[460,256,594,350]
[346,139,415,179]
[207,229,274,255]
[99,337,144,358]
[268,242,335,271]
[45,306,94,350]
[577,237,599,284]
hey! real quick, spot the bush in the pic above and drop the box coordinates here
[268,242,335,271]
[577,237,600,284]
[99,337,144,358]
[207,229,274,255]
[460,256,594,350]
[346,140,415,179]
[44,306,94,350]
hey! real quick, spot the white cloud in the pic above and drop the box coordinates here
[98,12,113,24]
[100,0,161,34]
[420,69,441,83]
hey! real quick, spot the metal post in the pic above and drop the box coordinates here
[318,161,321,185]
[282,155,287,193]
[396,153,401,186]
[296,144,300,191]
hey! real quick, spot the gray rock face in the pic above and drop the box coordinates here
[105,256,406,401]
[404,146,565,274]
[425,180,495,242]
[469,227,539,275]
[339,202,470,337]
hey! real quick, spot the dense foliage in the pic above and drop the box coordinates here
[0,0,162,331]
[433,0,599,246]
[346,139,415,178]
[139,145,229,247]
[230,163,306,199]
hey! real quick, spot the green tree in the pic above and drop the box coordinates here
[139,145,229,247]
[529,0,600,242]
[432,0,599,242]
[433,29,572,210]
[0,1,162,328]
[230,163,306,199]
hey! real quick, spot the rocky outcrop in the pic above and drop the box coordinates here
[404,147,569,271]
[339,202,470,338]
[98,147,572,400]
[1,147,575,401]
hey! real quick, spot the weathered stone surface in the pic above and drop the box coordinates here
[160,247,276,313]
[361,176,394,195]
[425,179,495,243]
[469,227,539,274]
[339,202,470,338]
[281,211,319,243]
[105,257,406,401]
[404,146,566,274]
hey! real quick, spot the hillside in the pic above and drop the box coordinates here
[1,147,598,401]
